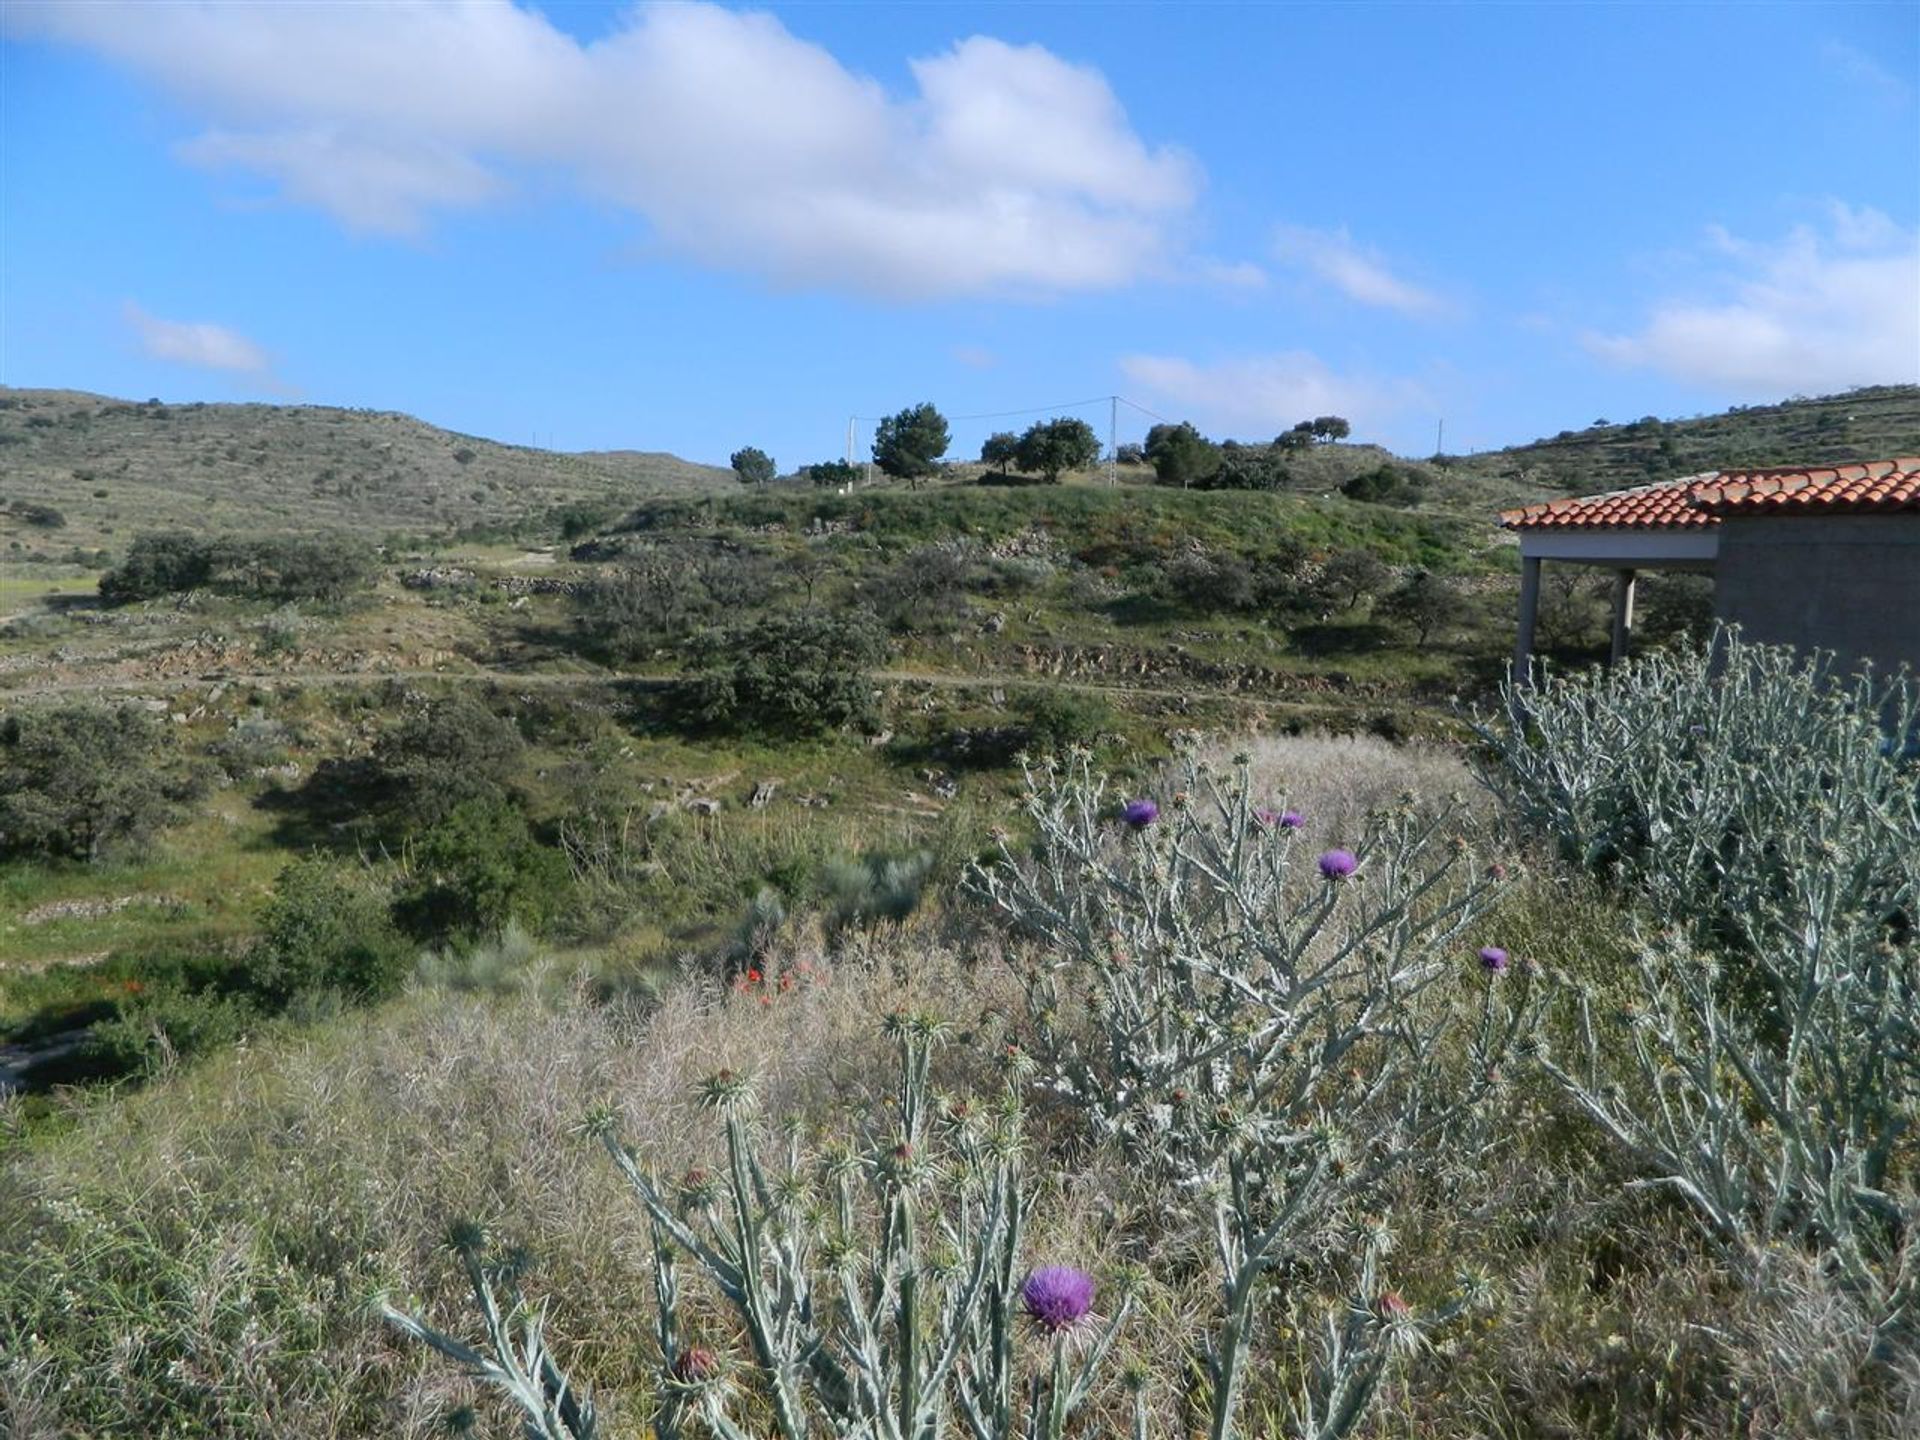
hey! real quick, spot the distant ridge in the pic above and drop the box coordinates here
[1459,384,1920,498]
[0,388,733,551]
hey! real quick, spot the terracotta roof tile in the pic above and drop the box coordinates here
[1691,457,1920,516]
[1498,457,1920,531]
[1498,471,1722,531]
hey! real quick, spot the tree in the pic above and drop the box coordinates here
[575,552,709,660]
[805,459,857,489]
[730,446,776,486]
[99,531,213,603]
[682,610,887,736]
[872,403,950,485]
[1143,421,1221,489]
[980,431,1020,476]
[0,704,197,861]
[1310,415,1351,443]
[1316,548,1392,612]
[1014,417,1101,483]
[1378,570,1465,645]
[370,695,524,831]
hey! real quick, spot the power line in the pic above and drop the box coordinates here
[1115,395,1174,426]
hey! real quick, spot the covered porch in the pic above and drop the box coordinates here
[1510,527,1718,683]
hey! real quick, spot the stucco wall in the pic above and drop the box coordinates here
[1714,514,1920,676]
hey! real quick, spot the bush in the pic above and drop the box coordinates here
[100,531,374,604]
[369,694,525,832]
[1012,686,1116,752]
[0,704,199,862]
[1377,568,1464,643]
[574,551,709,659]
[1165,549,1258,612]
[680,609,887,736]
[1340,464,1427,506]
[394,797,570,941]
[1314,548,1392,611]
[866,540,976,630]
[249,859,413,1005]
[86,983,258,1077]
[98,530,211,603]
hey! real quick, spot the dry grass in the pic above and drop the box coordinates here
[1197,730,1481,848]
[5,886,1910,1437]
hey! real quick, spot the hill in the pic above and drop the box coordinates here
[1455,383,1920,498]
[0,388,733,554]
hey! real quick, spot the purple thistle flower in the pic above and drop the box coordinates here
[1478,946,1509,974]
[1021,1266,1096,1334]
[1318,848,1358,880]
[1253,807,1306,830]
[1119,799,1159,830]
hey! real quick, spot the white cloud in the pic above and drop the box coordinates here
[1820,39,1909,106]
[1118,351,1430,437]
[16,1,1197,299]
[1271,224,1448,316]
[124,303,272,376]
[1191,257,1269,291]
[1585,204,1920,394]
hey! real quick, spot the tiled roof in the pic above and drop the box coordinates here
[1499,458,1920,531]
[1498,472,1722,531]
[1691,458,1920,516]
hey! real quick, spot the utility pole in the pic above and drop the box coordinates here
[1435,418,1444,457]
[845,416,855,468]
[1108,395,1118,487]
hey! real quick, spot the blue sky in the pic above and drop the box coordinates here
[3,2,1916,468]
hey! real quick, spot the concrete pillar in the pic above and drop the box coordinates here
[1513,555,1542,686]
[1609,568,1638,668]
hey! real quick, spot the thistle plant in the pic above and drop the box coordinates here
[973,751,1534,1438]
[381,1223,597,1440]
[1480,635,1920,1359]
[1276,1222,1492,1440]
[388,1012,1129,1438]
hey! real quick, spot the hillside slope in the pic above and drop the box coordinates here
[1458,384,1920,497]
[0,388,732,552]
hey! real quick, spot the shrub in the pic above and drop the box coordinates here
[574,552,710,659]
[1011,686,1115,753]
[729,445,776,485]
[249,859,413,1005]
[1165,549,1258,612]
[1340,465,1426,506]
[680,609,887,736]
[100,531,374,605]
[1377,569,1464,644]
[86,983,258,1077]
[369,693,525,831]
[0,704,198,862]
[99,530,211,603]
[1314,548,1392,612]
[394,797,570,941]
[866,540,976,630]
